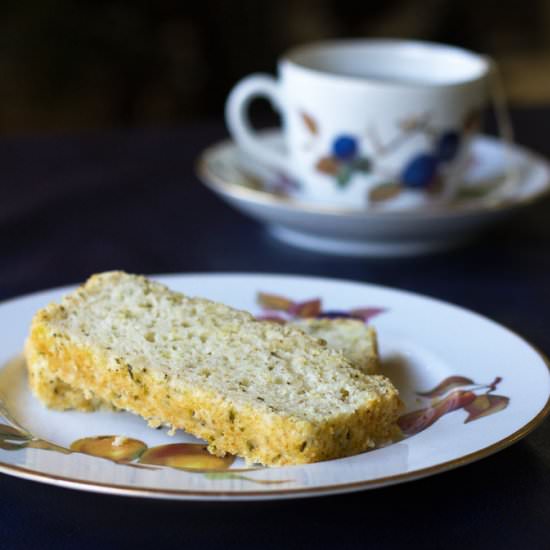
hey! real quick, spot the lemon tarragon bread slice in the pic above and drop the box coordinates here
[29,316,381,413]
[25,271,400,466]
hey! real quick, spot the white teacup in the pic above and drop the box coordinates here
[225,39,494,209]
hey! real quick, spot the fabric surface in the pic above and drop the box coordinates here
[0,111,549,549]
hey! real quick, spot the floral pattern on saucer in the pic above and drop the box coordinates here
[0,290,511,485]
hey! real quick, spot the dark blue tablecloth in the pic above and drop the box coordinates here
[1,111,549,549]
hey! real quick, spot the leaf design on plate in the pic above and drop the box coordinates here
[257,292,295,312]
[417,376,475,398]
[0,423,31,450]
[369,183,402,203]
[398,390,477,436]
[0,440,28,451]
[349,307,386,323]
[290,299,322,318]
[27,439,72,454]
[316,156,339,176]
[486,376,502,392]
[0,423,30,441]
[301,111,318,135]
[0,421,74,454]
[464,394,510,423]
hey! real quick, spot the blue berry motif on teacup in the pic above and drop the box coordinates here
[397,131,462,194]
[316,134,371,187]
[332,135,358,160]
[436,131,461,162]
[302,107,481,203]
[369,111,480,202]
[401,153,440,189]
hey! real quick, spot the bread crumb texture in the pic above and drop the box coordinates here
[25,271,402,466]
[290,318,379,374]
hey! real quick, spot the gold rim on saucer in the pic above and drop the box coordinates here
[196,136,550,220]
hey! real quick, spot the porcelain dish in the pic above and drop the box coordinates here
[1,273,549,501]
[197,131,550,256]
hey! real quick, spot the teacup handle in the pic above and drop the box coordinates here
[446,58,516,204]
[486,57,518,199]
[225,74,289,173]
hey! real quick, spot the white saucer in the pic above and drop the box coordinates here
[196,131,550,257]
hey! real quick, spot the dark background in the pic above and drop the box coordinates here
[1,4,550,550]
[1,0,549,134]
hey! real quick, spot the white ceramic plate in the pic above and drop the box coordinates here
[197,132,550,256]
[1,273,549,501]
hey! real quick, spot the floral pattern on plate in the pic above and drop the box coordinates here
[1,273,542,501]
[0,289,509,483]
[399,376,509,436]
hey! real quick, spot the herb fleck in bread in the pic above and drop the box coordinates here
[25,271,401,466]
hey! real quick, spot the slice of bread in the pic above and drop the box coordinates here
[290,319,379,374]
[25,271,401,466]
[31,318,380,412]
